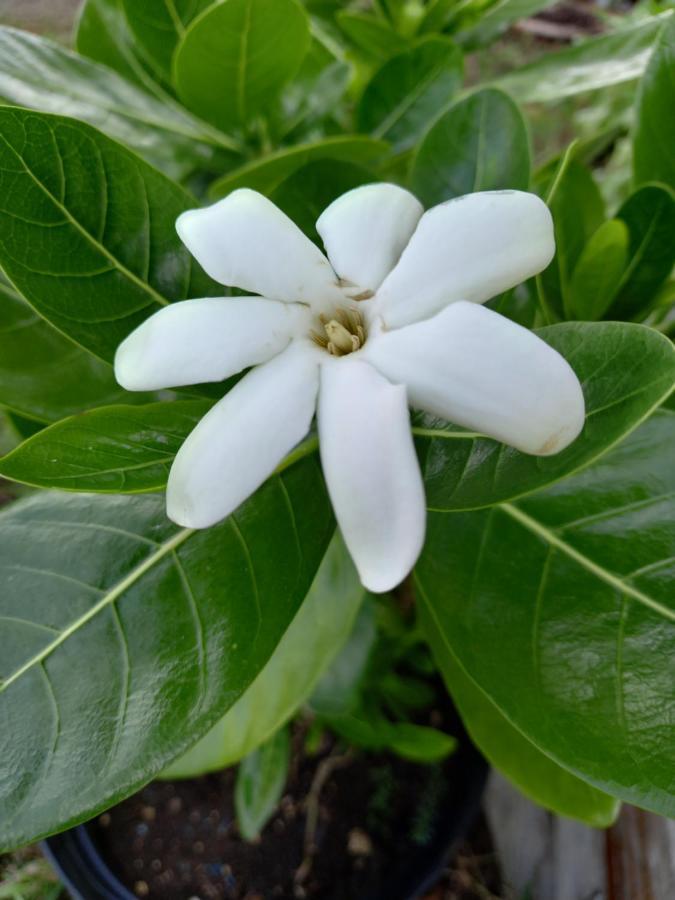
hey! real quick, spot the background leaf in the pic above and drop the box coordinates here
[634,14,675,191]
[0,456,333,851]
[174,0,311,130]
[234,728,290,840]
[164,534,364,777]
[497,14,670,103]
[356,37,463,153]
[336,11,408,61]
[0,27,239,181]
[427,628,621,826]
[418,324,675,512]
[416,408,675,816]
[0,107,219,362]
[457,0,558,50]
[569,219,629,321]
[0,276,132,424]
[410,87,530,206]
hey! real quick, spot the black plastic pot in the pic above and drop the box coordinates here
[44,736,488,900]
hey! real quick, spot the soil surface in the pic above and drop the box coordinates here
[92,727,498,900]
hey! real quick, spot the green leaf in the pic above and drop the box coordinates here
[537,159,605,320]
[324,711,456,762]
[610,184,675,321]
[457,0,558,50]
[427,629,621,826]
[208,136,386,200]
[336,11,409,60]
[356,37,463,153]
[634,15,675,191]
[0,458,333,850]
[410,87,530,207]
[0,27,239,181]
[174,0,311,130]
[418,323,675,511]
[416,407,675,816]
[497,14,670,103]
[0,278,131,424]
[234,728,291,840]
[162,534,365,777]
[121,0,213,82]
[269,160,376,244]
[0,107,219,362]
[0,401,212,492]
[569,219,629,321]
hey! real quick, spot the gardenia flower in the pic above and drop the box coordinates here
[115,185,585,592]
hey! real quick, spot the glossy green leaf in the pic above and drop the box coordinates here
[164,534,364,777]
[208,136,386,200]
[416,407,675,816]
[569,219,629,321]
[0,278,130,424]
[498,14,669,103]
[336,11,408,60]
[634,15,675,191]
[0,27,238,181]
[270,160,376,244]
[0,457,333,851]
[538,159,605,320]
[410,88,530,206]
[457,0,558,49]
[356,37,463,153]
[122,0,213,82]
[418,323,675,511]
[0,402,212,492]
[235,728,290,840]
[610,185,675,321]
[428,629,621,826]
[174,0,311,130]
[0,107,219,362]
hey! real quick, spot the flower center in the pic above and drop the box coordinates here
[311,307,367,357]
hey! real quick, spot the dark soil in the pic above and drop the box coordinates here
[91,727,498,900]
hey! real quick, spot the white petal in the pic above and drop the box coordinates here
[316,183,423,292]
[365,301,585,456]
[115,297,310,391]
[375,190,555,329]
[167,343,319,528]
[318,358,426,592]
[176,189,345,309]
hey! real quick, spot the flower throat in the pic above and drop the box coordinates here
[311,307,366,357]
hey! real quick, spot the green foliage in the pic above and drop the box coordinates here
[0,459,333,851]
[569,220,629,321]
[634,14,675,191]
[122,0,213,82]
[234,728,291,840]
[411,87,530,205]
[416,408,675,816]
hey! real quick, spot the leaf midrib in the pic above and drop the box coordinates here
[500,501,675,623]
[0,526,193,694]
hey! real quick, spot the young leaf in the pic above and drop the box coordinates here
[416,408,675,817]
[610,185,675,321]
[0,279,131,424]
[0,107,219,362]
[121,0,213,83]
[0,27,238,181]
[426,628,621,826]
[569,219,629,321]
[208,136,386,199]
[235,728,291,840]
[356,37,463,153]
[0,458,333,851]
[419,322,675,511]
[497,14,669,103]
[634,14,675,191]
[410,88,530,206]
[0,401,213,492]
[163,534,365,777]
[336,11,409,60]
[174,0,311,131]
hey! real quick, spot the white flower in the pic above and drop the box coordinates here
[115,185,584,592]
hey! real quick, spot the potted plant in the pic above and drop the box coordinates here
[0,0,673,898]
